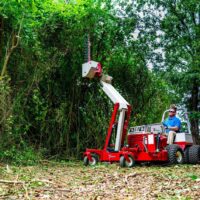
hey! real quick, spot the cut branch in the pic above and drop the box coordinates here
[0,179,53,184]
[0,180,24,184]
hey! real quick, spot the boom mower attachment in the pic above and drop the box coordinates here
[82,61,102,79]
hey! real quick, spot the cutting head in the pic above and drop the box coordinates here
[82,61,102,79]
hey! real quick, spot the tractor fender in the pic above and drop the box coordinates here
[83,152,93,161]
[120,152,135,162]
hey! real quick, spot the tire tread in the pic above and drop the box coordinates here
[188,145,200,164]
[167,144,184,164]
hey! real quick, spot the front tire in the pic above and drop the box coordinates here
[167,144,184,164]
[188,145,200,164]
[83,154,99,166]
[83,156,89,166]
[120,155,135,168]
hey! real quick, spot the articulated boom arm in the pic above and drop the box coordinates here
[100,81,129,109]
[82,61,131,151]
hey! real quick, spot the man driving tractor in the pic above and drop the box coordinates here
[163,105,181,144]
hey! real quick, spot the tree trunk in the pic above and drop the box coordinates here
[1,20,22,77]
[190,82,200,144]
[0,18,4,59]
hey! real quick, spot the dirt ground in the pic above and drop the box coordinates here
[0,161,200,200]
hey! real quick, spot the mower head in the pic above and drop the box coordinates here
[82,61,102,79]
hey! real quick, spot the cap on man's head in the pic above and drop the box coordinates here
[169,104,177,112]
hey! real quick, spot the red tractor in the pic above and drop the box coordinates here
[82,39,200,167]
[127,110,200,167]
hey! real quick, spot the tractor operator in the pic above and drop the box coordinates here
[163,105,181,144]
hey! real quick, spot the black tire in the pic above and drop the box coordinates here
[167,144,184,164]
[120,155,135,168]
[83,156,89,166]
[188,145,200,164]
[119,156,126,167]
[83,154,98,166]
[183,147,190,164]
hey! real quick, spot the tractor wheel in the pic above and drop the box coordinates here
[167,144,184,165]
[83,154,98,166]
[83,156,89,166]
[183,147,190,164]
[119,156,126,167]
[188,145,200,164]
[120,155,135,168]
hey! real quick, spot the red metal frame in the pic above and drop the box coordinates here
[174,141,193,150]
[84,115,193,164]
[103,103,119,150]
[83,102,169,163]
[94,63,102,77]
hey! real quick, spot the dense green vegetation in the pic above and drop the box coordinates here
[0,0,199,163]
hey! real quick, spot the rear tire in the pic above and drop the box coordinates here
[183,147,190,164]
[167,144,184,164]
[120,155,135,168]
[188,145,200,164]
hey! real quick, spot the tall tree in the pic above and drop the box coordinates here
[137,0,200,143]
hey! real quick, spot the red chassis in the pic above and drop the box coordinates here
[84,146,168,163]
[83,104,193,164]
[84,132,193,164]
[83,95,198,166]
[84,103,169,164]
